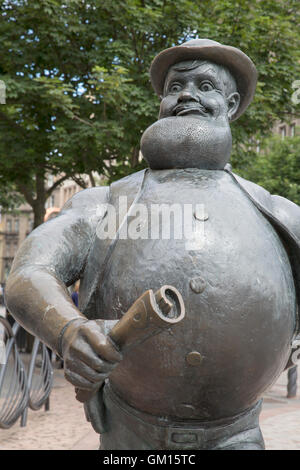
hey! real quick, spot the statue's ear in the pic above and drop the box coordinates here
[227,92,240,121]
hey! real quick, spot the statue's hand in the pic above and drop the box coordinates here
[61,319,122,392]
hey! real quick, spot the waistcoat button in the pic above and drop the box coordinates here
[194,208,209,221]
[190,277,206,294]
[186,351,203,366]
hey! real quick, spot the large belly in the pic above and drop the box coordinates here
[97,170,296,420]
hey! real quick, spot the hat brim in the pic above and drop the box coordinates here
[150,43,257,121]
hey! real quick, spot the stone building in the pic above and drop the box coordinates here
[273,118,300,139]
[0,203,33,283]
[0,174,101,285]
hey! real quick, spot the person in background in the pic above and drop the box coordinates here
[71,281,80,307]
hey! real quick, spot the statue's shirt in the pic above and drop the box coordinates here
[96,169,296,420]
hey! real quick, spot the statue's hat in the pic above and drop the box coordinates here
[150,38,257,121]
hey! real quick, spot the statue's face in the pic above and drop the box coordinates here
[159,61,239,122]
[141,61,240,170]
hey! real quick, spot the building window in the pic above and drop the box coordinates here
[14,219,19,233]
[6,219,12,232]
[4,261,12,279]
[6,241,10,257]
[46,195,55,209]
[290,123,296,137]
[47,175,54,187]
[279,126,286,140]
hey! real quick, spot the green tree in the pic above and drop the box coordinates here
[243,134,300,205]
[0,0,97,226]
[75,0,300,179]
[0,0,202,225]
[0,0,299,226]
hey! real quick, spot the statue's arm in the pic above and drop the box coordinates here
[271,194,300,368]
[270,195,300,242]
[5,187,108,354]
[6,186,122,396]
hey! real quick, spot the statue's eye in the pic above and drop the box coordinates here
[200,81,214,92]
[169,83,182,93]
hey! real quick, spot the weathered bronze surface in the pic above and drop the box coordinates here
[75,286,185,405]
[5,38,300,450]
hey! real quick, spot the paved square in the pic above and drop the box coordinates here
[0,361,299,450]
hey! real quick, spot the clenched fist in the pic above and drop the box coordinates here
[60,318,122,395]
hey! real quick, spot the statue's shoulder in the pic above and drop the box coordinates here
[60,170,146,227]
[230,171,300,243]
[110,169,146,193]
[270,195,300,243]
[62,186,110,212]
[229,171,273,210]
[109,169,147,205]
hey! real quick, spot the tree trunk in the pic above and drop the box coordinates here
[89,171,96,187]
[131,146,139,168]
[32,172,46,228]
[32,200,46,228]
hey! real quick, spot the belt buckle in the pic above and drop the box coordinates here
[165,426,205,450]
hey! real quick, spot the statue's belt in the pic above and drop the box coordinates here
[103,384,262,450]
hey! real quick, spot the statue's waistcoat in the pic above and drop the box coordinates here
[82,169,297,420]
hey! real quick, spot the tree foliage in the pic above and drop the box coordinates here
[0,0,299,225]
[242,134,300,205]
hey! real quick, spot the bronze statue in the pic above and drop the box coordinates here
[5,39,300,450]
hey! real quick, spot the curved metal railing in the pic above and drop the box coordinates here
[0,318,28,428]
[21,337,53,426]
[0,318,53,428]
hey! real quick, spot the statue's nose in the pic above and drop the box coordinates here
[178,87,198,103]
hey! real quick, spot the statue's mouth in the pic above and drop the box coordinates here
[174,105,208,117]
